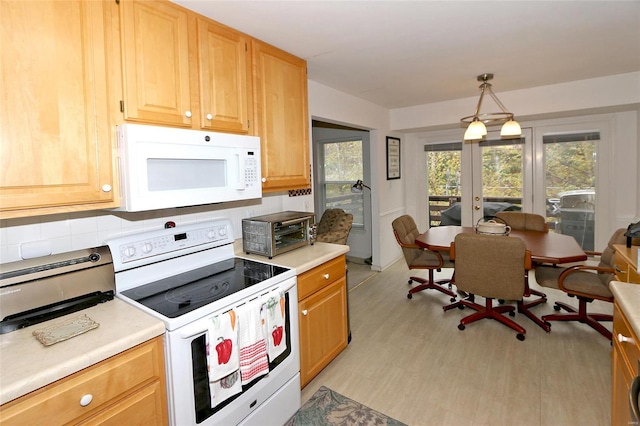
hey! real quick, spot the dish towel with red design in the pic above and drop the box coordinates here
[237,299,269,385]
[265,292,287,361]
[207,310,239,382]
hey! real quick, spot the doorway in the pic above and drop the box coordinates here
[311,121,371,262]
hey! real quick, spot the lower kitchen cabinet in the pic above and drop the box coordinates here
[297,255,348,388]
[611,301,640,426]
[0,337,168,426]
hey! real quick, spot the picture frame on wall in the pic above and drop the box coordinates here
[386,136,401,180]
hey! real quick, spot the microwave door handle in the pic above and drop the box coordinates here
[234,153,245,191]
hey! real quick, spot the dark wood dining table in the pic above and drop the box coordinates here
[415,226,588,264]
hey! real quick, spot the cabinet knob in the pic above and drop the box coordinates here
[185,111,192,118]
[79,394,93,407]
[617,333,635,345]
[206,113,213,120]
[323,273,330,280]
[101,184,112,192]
[302,309,308,316]
[261,177,267,183]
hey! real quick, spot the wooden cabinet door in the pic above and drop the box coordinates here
[252,40,310,192]
[197,18,252,134]
[612,343,632,426]
[0,0,115,217]
[119,0,192,127]
[299,276,348,387]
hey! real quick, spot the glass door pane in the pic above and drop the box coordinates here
[426,143,462,226]
[479,137,524,221]
[543,132,598,251]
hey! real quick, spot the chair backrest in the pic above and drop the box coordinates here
[597,228,628,284]
[495,211,548,232]
[392,215,422,266]
[315,208,353,245]
[452,233,527,301]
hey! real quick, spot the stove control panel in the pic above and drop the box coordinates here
[107,220,234,268]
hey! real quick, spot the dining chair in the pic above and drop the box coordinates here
[532,228,627,340]
[495,211,549,233]
[392,215,455,301]
[494,211,550,329]
[448,232,530,341]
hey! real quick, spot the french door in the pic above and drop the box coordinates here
[427,123,603,251]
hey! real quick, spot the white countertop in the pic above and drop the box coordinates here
[610,281,640,338]
[233,240,350,274]
[0,298,165,405]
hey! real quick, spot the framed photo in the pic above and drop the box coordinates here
[386,136,401,180]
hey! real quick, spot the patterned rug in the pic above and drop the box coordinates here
[285,386,407,426]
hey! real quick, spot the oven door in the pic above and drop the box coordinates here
[164,277,299,426]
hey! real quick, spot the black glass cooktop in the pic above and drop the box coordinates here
[121,258,289,318]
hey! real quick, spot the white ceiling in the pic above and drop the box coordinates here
[173,0,640,109]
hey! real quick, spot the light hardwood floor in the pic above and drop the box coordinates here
[302,259,612,426]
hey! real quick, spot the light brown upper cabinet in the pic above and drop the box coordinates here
[0,0,117,219]
[119,0,193,127]
[118,0,253,134]
[252,40,311,192]
[197,18,252,134]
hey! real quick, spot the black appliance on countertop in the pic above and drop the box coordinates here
[0,247,114,334]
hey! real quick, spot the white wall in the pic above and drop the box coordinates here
[308,81,401,270]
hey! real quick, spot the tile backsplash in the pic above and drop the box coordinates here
[0,193,311,264]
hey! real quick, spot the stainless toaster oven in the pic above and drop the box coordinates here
[242,211,315,258]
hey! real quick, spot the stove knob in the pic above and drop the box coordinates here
[123,246,136,258]
[218,226,227,237]
[206,229,217,240]
[142,242,153,254]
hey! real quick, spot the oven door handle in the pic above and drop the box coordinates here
[278,278,297,293]
[179,322,210,340]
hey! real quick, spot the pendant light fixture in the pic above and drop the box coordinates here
[460,73,521,141]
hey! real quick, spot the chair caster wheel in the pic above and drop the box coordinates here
[516,333,525,341]
[544,322,552,328]
[509,311,515,317]
[458,324,465,330]
[553,305,561,311]
[457,305,465,310]
[407,279,413,285]
[407,293,412,300]
[498,299,505,304]
[450,297,456,302]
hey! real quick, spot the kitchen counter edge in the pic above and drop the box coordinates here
[610,280,640,338]
[234,240,350,274]
[0,298,165,405]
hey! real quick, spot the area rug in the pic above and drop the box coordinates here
[285,386,407,426]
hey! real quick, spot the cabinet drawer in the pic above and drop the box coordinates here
[0,337,164,425]
[613,303,640,376]
[629,266,640,284]
[614,253,629,282]
[298,255,346,301]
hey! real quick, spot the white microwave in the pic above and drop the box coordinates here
[114,124,261,212]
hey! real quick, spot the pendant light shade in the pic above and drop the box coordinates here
[500,119,522,137]
[463,119,487,140]
[461,73,521,141]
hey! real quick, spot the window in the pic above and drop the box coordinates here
[319,139,365,226]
